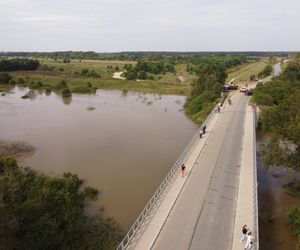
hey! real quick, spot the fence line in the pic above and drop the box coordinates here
[116,102,220,250]
[252,108,259,250]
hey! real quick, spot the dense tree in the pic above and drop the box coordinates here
[124,59,175,80]
[0,72,12,83]
[0,58,40,71]
[184,56,243,123]
[61,88,72,97]
[258,64,272,78]
[0,157,123,250]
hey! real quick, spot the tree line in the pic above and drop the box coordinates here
[0,157,123,250]
[0,58,40,72]
[184,56,244,123]
[253,59,300,245]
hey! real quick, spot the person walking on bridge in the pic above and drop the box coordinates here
[240,225,248,242]
[202,124,207,134]
[181,164,186,177]
[244,231,254,250]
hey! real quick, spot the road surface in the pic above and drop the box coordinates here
[274,62,281,76]
[152,93,249,250]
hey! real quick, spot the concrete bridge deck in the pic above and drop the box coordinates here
[121,92,258,250]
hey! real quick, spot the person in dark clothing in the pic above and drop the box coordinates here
[202,124,207,134]
[181,164,186,177]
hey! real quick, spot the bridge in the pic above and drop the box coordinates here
[117,91,259,250]
[116,64,282,250]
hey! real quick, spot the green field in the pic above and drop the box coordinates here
[5,58,268,96]
[9,59,196,96]
[226,59,269,85]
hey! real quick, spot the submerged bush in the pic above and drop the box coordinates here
[61,88,72,97]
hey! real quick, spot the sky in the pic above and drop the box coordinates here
[0,0,299,52]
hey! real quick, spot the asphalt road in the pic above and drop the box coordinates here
[152,94,249,250]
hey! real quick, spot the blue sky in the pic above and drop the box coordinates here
[0,0,299,51]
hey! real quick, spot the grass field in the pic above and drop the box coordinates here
[226,59,269,85]
[6,58,268,96]
[10,59,195,96]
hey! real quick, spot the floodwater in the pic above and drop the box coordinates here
[0,86,198,230]
[257,131,300,250]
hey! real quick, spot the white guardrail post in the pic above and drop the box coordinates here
[116,98,225,250]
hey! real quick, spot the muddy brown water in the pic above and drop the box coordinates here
[257,131,300,250]
[0,86,198,230]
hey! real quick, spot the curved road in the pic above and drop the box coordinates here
[152,93,249,250]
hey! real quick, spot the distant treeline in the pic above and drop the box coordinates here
[0,51,291,60]
[0,58,40,71]
[0,51,98,59]
[97,51,290,58]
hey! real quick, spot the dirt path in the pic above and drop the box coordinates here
[113,71,125,80]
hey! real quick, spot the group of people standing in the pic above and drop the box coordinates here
[240,225,255,249]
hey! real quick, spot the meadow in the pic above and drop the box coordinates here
[9,59,196,95]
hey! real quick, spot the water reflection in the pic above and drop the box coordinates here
[62,96,72,105]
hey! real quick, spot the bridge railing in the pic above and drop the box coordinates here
[252,108,259,250]
[116,101,220,250]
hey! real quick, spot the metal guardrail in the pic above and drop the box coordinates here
[252,108,259,250]
[116,101,221,250]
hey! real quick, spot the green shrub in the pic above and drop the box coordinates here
[61,88,72,97]
[81,68,89,76]
[258,64,272,78]
[83,186,98,199]
[30,81,43,89]
[17,77,25,84]
[87,70,101,78]
[253,93,273,106]
[0,72,12,84]
[54,79,68,90]
[0,157,123,249]
[184,91,218,123]
[288,207,300,238]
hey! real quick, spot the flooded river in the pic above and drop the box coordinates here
[0,86,198,230]
[257,131,300,249]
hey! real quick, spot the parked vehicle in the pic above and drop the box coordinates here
[228,85,238,90]
[240,87,247,93]
[223,84,238,92]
